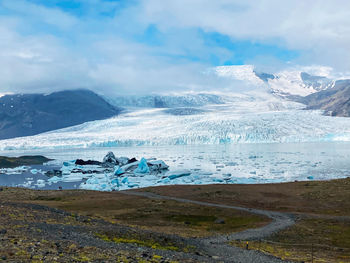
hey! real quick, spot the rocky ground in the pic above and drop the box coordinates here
[0,198,208,262]
[1,177,350,262]
[0,187,292,263]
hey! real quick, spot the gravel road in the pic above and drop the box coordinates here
[121,190,296,263]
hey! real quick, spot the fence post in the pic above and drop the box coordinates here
[311,243,314,263]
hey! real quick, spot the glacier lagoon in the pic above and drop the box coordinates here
[1,142,350,190]
[1,91,350,190]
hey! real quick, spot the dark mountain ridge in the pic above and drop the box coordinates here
[299,80,350,117]
[0,89,121,140]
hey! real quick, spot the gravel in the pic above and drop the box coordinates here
[121,190,296,262]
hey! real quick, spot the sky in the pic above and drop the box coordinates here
[0,0,350,95]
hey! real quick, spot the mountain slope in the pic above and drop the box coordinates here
[0,89,121,140]
[267,70,334,97]
[301,80,350,117]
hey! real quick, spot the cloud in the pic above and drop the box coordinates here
[2,0,78,30]
[138,0,350,69]
[0,0,349,95]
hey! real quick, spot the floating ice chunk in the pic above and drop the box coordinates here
[0,166,29,175]
[103,151,117,164]
[111,178,120,187]
[200,172,213,176]
[127,183,139,188]
[116,157,129,165]
[20,181,33,187]
[80,174,113,191]
[159,177,171,184]
[114,166,124,176]
[63,160,75,167]
[225,162,238,166]
[121,161,139,172]
[148,160,169,171]
[134,158,150,174]
[61,166,72,175]
[212,178,224,183]
[48,176,61,183]
[36,179,45,188]
[167,170,191,180]
[62,173,85,182]
[44,159,62,166]
[30,169,38,174]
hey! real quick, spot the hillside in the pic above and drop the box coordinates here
[0,89,121,140]
[301,80,350,117]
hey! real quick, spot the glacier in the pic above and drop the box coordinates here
[0,90,350,150]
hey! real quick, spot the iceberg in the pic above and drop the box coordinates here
[148,160,169,171]
[111,178,120,188]
[0,166,29,175]
[48,176,61,183]
[114,166,124,176]
[35,179,46,188]
[134,158,150,174]
[116,157,130,165]
[167,170,191,180]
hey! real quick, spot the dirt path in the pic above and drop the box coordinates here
[0,189,296,262]
[121,190,296,263]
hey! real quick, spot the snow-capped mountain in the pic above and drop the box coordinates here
[215,65,336,98]
[267,70,335,97]
[104,65,338,110]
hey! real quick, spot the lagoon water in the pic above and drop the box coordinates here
[1,142,350,190]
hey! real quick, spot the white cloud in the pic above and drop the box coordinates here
[1,0,78,29]
[138,0,350,70]
[0,0,350,95]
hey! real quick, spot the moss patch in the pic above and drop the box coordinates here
[96,233,180,251]
[232,218,350,263]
